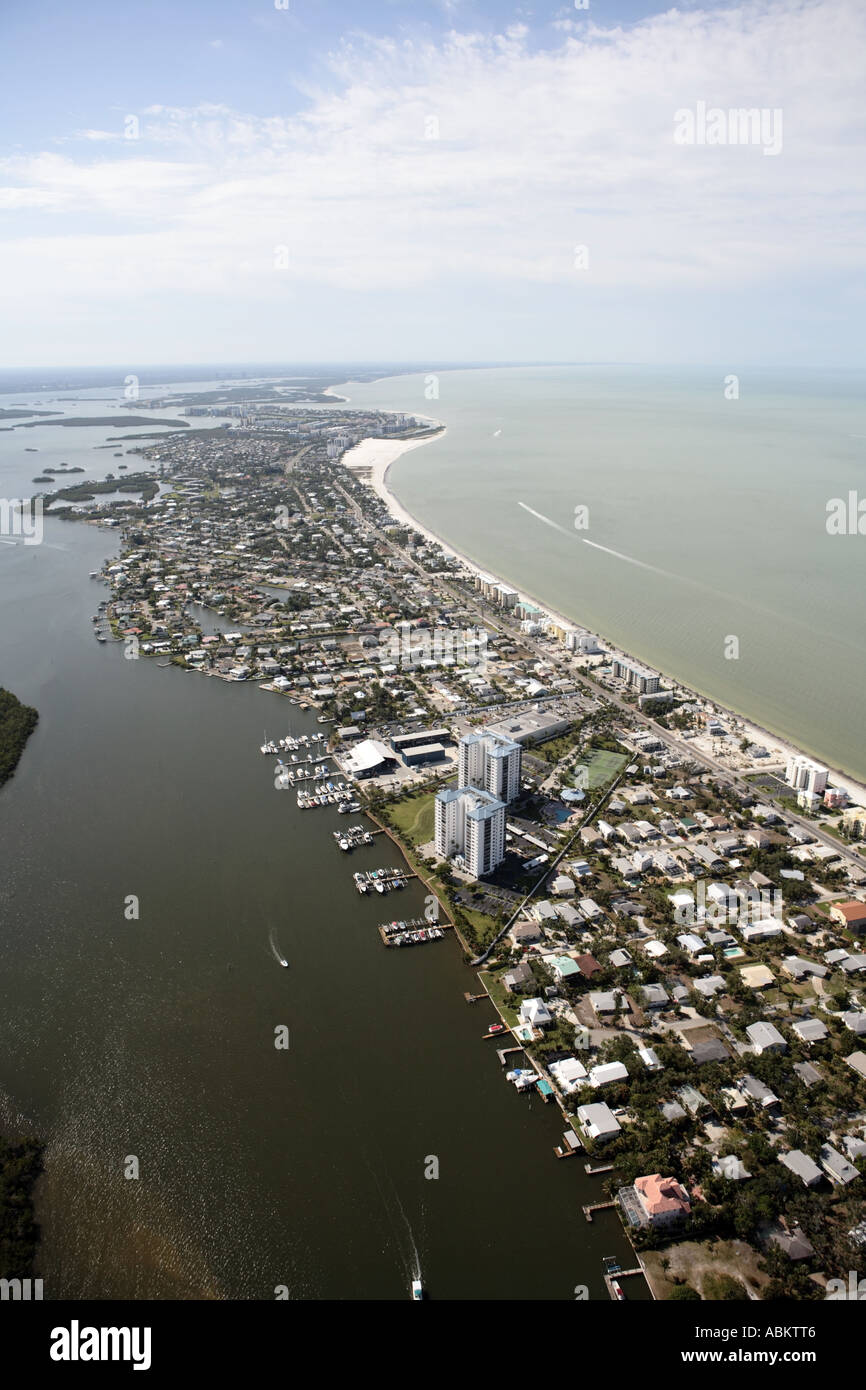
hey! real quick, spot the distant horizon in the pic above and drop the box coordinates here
[3,359,866,383]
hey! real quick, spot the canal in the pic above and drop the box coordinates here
[0,516,641,1300]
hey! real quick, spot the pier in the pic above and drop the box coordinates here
[352,867,418,894]
[582,1201,616,1223]
[554,1128,582,1158]
[603,1268,647,1301]
[379,923,446,947]
[584,1162,614,1175]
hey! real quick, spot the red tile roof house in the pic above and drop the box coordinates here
[830,901,866,934]
[620,1173,692,1230]
[575,953,603,979]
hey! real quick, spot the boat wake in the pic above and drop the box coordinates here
[366,1161,423,1294]
[268,928,288,969]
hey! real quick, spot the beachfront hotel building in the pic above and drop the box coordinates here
[435,786,507,879]
[611,658,660,695]
[785,755,829,798]
[473,573,518,608]
[458,728,522,804]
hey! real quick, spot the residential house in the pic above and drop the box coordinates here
[576,1102,621,1143]
[549,1057,588,1094]
[502,962,535,993]
[589,1061,629,1088]
[621,1173,691,1230]
[819,1144,859,1187]
[740,1074,781,1110]
[747,1021,787,1055]
[830,901,866,934]
[779,1151,823,1187]
[791,1018,829,1046]
[518,997,552,1029]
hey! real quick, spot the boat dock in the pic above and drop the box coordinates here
[582,1201,616,1223]
[378,916,451,937]
[353,867,417,894]
[495,1045,523,1063]
[333,825,374,850]
[584,1162,614,1175]
[604,1268,645,1301]
[296,783,352,807]
[464,991,486,1004]
[554,1129,582,1159]
[379,923,446,947]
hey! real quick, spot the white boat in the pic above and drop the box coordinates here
[411,1278,423,1301]
[279,958,288,969]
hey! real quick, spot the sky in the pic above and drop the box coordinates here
[0,0,864,368]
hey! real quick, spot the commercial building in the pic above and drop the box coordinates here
[458,728,522,804]
[484,707,570,747]
[391,728,452,754]
[434,785,506,879]
[402,743,447,766]
[340,738,398,779]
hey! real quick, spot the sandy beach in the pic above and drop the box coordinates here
[340,431,866,807]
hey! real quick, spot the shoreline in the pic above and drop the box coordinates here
[340,428,866,808]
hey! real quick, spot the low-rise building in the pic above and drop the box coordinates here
[589,1061,629,1088]
[577,1102,621,1143]
[830,901,866,934]
[620,1173,691,1230]
[819,1144,859,1187]
[779,1150,823,1187]
[747,1021,787,1054]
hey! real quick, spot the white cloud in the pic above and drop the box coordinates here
[0,1,863,316]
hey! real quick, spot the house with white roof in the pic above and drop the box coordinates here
[576,1102,621,1143]
[747,1021,787,1055]
[589,1061,629,1088]
[549,1057,588,1094]
[518,997,552,1029]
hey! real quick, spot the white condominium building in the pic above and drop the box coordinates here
[458,728,522,804]
[785,755,829,797]
[611,658,660,695]
[435,786,507,879]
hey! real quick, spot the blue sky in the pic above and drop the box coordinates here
[1,0,863,367]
